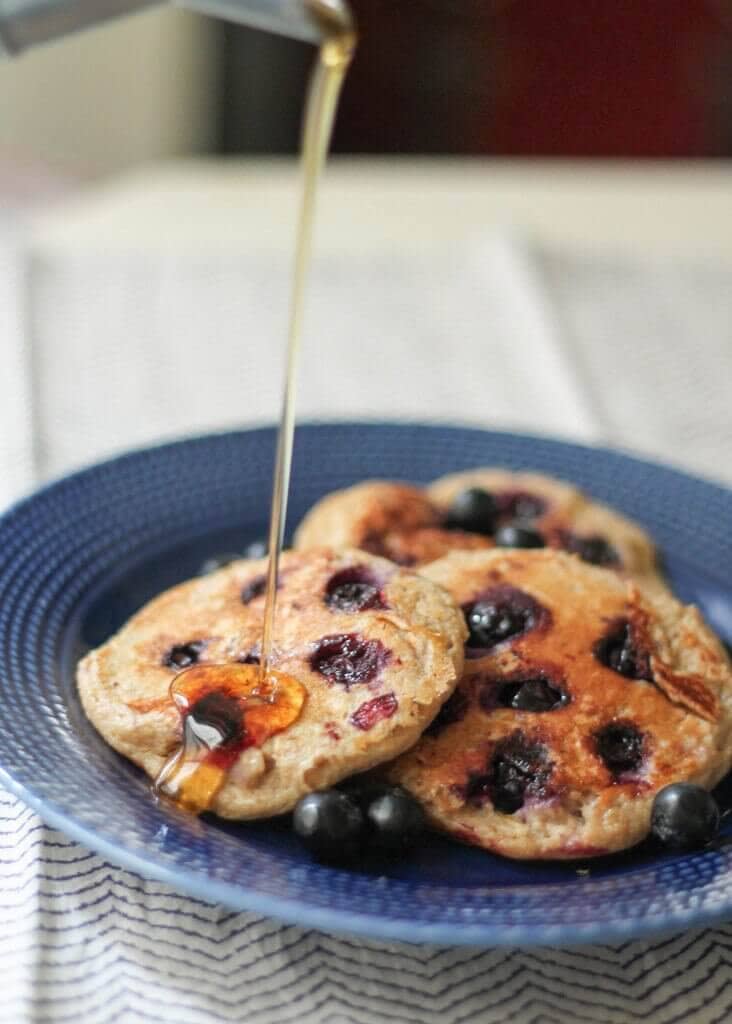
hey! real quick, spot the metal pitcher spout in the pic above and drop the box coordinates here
[0,0,346,56]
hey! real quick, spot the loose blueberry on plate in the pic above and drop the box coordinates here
[494,523,545,549]
[651,783,720,850]
[338,777,391,809]
[292,790,365,862]
[365,786,425,855]
[338,780,426,855]
[445,488,497,535]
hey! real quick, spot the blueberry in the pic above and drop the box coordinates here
[445,488,497,535]
[487,733,552,813]
[499,491,547,522]
[498,676,568,712]
[292,790,365,862]
[464,732,552,813]
[198,553,240,576]
[338,777,392,811]
[463,586,548,655]
[651,783,720,850]
[365,786,425,855]
[237,649,260,665]
[245,539,268,559]
[494,523,545,549]
[467,601,526,648]
[578,536,619,566]
[562,532,620,567]
[163,640,206,670]
[325,567,385,613]
[595,722,644,776]
[310,633,389,688]
[241,574,268,604]
[594,621,651,680]
[327,581,380,612]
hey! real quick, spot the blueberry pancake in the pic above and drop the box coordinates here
[294,480,493,568]
[387,549,732,859]
[294,472,661,585]
[429,468,660,586]
[78,549,466,820]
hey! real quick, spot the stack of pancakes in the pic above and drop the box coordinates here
[78,469,732,859]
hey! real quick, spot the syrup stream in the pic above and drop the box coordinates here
[260,2,356,678]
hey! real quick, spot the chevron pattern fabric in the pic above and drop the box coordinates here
[2,787,731,1024]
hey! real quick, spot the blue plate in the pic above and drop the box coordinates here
[1,423,732,947]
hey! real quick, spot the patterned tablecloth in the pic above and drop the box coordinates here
[1,178,731,1022]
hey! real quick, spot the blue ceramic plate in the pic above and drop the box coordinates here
[1,423,732,947]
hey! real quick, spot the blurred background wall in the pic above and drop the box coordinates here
[1,0,732,180]
[0,8,220,179]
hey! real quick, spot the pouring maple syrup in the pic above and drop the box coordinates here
[260,0,356,680]
[155,2,356,814]
[155,664,307,812]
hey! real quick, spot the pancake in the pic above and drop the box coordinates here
[294,470,662,588]
[387,549,732,859]
[78,548,466,819]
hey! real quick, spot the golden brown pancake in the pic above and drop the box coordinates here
[78,548,466,819]
[294,470,662,588]
[387,549,732,859]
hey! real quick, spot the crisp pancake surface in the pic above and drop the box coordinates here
[78,548,466,819]
[387,549,732,859]
[294,469,662,587]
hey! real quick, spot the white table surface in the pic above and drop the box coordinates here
[28,157,732,257]
[11,157,730,492]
